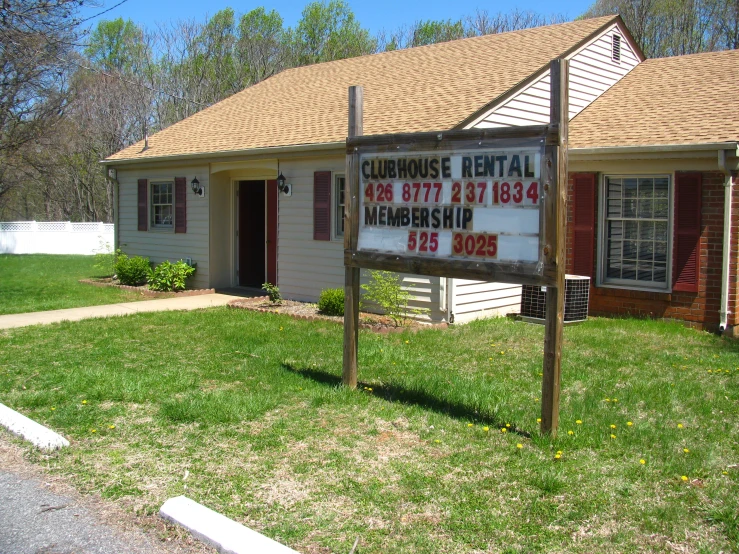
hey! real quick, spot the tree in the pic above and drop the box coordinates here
[294,0,376,65]
[581,0,732,57]
[0,0,91,206]
[84,18,146,73]
[236,7,291,86]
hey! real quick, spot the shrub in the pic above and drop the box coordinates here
[114,252,150,286]
[361,270,425,326]
[148,260,196,292]
[262,282,282,304]
[318,288,344,316]
[93,241,116,277]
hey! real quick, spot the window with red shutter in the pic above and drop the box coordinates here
[673,173,702,292]
[137,179,148,231]
[174,177,187,233]
[600,175,670,289]
[572,173,596,277]
[314,171,332,241]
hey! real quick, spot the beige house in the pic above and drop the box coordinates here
[104,16,739,331]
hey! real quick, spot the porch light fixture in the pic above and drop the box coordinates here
[191,177,203,196]
[277,172,292,196]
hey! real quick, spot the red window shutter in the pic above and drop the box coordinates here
[314,171,331,241]
[175,177,187,234]
[673,172,702,292]
[572,173,596,277]
[138,179,148,231]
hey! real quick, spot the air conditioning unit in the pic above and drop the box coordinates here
[520,275,590,324]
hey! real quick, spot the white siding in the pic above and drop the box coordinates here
[277,156,446,322]
[117,165,211,290]
[451,280,521,323]
[472,23,640,129]
[458,23,641,322]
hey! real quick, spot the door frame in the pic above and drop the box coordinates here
[232,179,278,287]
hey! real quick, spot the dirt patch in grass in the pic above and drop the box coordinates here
[229,297,448,333]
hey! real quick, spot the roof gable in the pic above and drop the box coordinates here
[107,16,619,162]
[463,20,642,129]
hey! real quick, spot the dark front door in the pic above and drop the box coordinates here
[238,180,266,287]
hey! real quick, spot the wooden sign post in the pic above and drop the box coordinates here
[343,85,362,388]
[343,60,568,436]
[540,59,568,436]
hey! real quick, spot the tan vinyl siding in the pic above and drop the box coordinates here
[208,172,233,288]
[277,156,445,322]
[118,165,210,289]
[471,23,640,129]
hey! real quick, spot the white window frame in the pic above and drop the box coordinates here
[150,181,174,230]
[333,173,345,240]
[596,174,673,292]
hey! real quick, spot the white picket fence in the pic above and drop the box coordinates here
[0,221,114,255]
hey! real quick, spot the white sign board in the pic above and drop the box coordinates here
[357,148,543,264]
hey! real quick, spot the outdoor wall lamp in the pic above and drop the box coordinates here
[191,177,204,196]
[277,172,292,196]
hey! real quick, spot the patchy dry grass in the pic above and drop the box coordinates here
[1,308,738,553]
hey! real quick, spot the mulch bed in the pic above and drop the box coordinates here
[228,297,448,333]
[79,278,215,298]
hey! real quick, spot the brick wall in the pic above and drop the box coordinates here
[566,171,738,331]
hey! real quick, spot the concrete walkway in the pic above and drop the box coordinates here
[0,294,241,330]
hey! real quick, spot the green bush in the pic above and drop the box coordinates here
[262,282,282,305]
[361,270,425,326]
[148,260,196,292]
[318,288,344,316]
[114,251,150,286]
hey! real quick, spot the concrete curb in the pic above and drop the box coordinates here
[160,496,299,554]
[0,403,70,451]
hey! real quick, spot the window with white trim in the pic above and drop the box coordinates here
[334,174,345,238]
[600,175,670,290]
[151,182,174,228]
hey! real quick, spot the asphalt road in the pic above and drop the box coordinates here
[0,469,179,554]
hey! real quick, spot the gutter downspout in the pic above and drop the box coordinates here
[718,150,733,333]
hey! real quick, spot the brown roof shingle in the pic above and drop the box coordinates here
[570,49,739,149]
[107,16,617,162]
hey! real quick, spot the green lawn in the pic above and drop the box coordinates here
[0,254,142,315]
[1,309,737,553]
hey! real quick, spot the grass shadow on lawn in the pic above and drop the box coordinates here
[282,363,532,438]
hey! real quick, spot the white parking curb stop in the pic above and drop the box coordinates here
[160,496,300,554]
[0,403,70,451]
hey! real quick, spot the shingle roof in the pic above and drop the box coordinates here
[107,16,617,162]
[570,49,739,149]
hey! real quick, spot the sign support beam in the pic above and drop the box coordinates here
[343,85,362,388]
[540,59,568,436]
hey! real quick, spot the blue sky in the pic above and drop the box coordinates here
[80,0,594,34]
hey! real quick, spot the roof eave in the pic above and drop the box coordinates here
[569,142,739,160]
[101,141,346,166]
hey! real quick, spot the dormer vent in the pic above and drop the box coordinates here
[612,34,622,62]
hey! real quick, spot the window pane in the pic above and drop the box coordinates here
[638,198,653,218]
[602,175,670,289]
[608,221,623,240]
[654,241,667,262]
[638,178,654,199]
[654,199,668,218]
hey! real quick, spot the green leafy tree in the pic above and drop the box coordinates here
[85,18,146,73]
[411,19,466,46]
[294,0,376,65]
[236,7,291,86]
